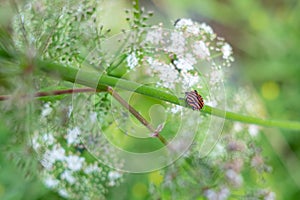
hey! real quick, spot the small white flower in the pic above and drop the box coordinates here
[108,171,122,180]
[173,53,196,72]
[146,57,154,65]
[251,154,264,168]
[226,169,243,188]
[210,143,225,158]
[89,112,97,123]
[51,145,66,161]
[41,157,53,170]
[209,69,223,86]
[233,122,243,132]
[170,105,182,114]
[263,190,276,200]
[168,31,186,55]
[175,18,201,35]
[41,144,66,169]
[205,186,230,200]
[193,41,210,59]
[205,99,218,107]
[41,102,53,117]
[187,25,200,35]
[248,125,259,137]
[175,19,199,35]
[199,23,214,35]
[42,133,55,146]
[66,155,85,171]
[145,27,163,45]
[204,189,217,200]
[185,53,197,66]
[44,176,59,188]
[150,60,179,89]
[58,189,69,198]
[175,18,194,29]
[218,187,230,200]
[173,59,192,71]
[258,189,276,200]
[181,71,200,89]
[108,171,122,186]
[221,43,232,59]
[31,131,40,150]
[127,52,138,69]
[61,170,76,184]
[84,163,101,174]
[66,127,81,145]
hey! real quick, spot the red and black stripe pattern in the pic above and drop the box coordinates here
[185,90,204,110]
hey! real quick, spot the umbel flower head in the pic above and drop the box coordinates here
[32,99,123,200]
[82,17,235,173]
[123,18,234,92]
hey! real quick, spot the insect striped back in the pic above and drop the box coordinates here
[185,90,204,110]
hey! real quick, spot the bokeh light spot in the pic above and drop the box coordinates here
[261,81,280,100]
[0,184,4,198]
[249,11,269,31]
[148,171,163,186]
[132,182,148,199]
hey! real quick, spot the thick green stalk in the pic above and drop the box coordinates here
[38,60,300,131]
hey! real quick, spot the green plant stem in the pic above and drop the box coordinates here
[133,0,141,24]
[37,60,300,131]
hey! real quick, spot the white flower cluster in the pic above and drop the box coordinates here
[124,18,234,106]
[198,87,273,199]
[108,171,122,186]
[41,102,53,117]
[127,52,139,69]
[147,58,179,89]
[13,0,103,68]
[144,18,233,64]
[66,127,81,145]
[173,18,234,67]
[32,101,123,199]
[204,186,230,200]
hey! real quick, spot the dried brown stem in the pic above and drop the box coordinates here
[0,86,168,145]
[0,88,100,101]
[106,86,168,145]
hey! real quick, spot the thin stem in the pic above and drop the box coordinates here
[11,0,29,47]
[133,0,141,25]
[106,53,127,75]
[0,88,101,101]
[23,60,300,131]
[106,86,168,145]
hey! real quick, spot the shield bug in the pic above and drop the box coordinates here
[185,90,204,110]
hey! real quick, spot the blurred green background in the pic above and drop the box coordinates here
[1,0,300,199]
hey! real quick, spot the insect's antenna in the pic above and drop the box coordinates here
[178,91,186,100]
[174,18,181,26]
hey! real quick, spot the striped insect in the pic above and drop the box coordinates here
[185,90,204,110]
